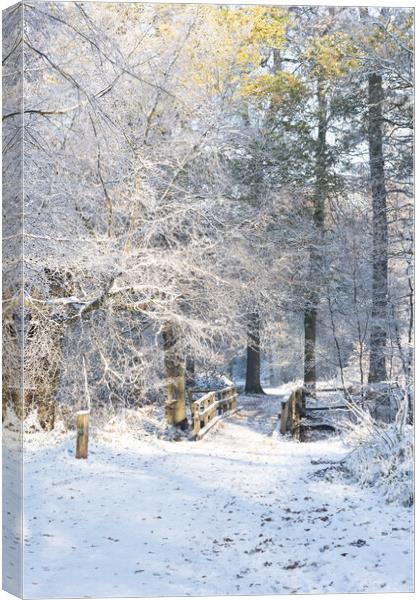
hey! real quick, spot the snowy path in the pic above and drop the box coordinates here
[21,394,413,597]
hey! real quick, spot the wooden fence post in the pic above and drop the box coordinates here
[216,391,224,415]
[291,391,301,441]
[76,410,89,459]
[212,392,217,420]
[203,395,209,426]
[192,403,200,437]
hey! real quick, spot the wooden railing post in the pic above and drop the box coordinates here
[290,391,300,441]
[203,395,209,426]
[192,403,200,437]
[220,389,225,411]
[76,410,89,459]
[224,388,230,411]
[280,388,303,440]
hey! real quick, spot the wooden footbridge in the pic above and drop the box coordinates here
[279,386,349,441]
[74,383,348,458]
[188,384,349,442]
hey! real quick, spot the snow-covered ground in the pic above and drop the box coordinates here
[14,392,413,597]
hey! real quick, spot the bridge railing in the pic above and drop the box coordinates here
[191,385,238,440]
[280,387,306,441]
[280,386,349,441]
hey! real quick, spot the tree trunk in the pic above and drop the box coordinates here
[367,71,388,383]
[406,275,413,420]
[304,77,327,388]
[245,312,264,394]
[269,351,275,387]
[162,322,188,428]
[185,355,195,387]
[304,303,317,389]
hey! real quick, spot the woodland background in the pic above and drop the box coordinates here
[2,2,413,427]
